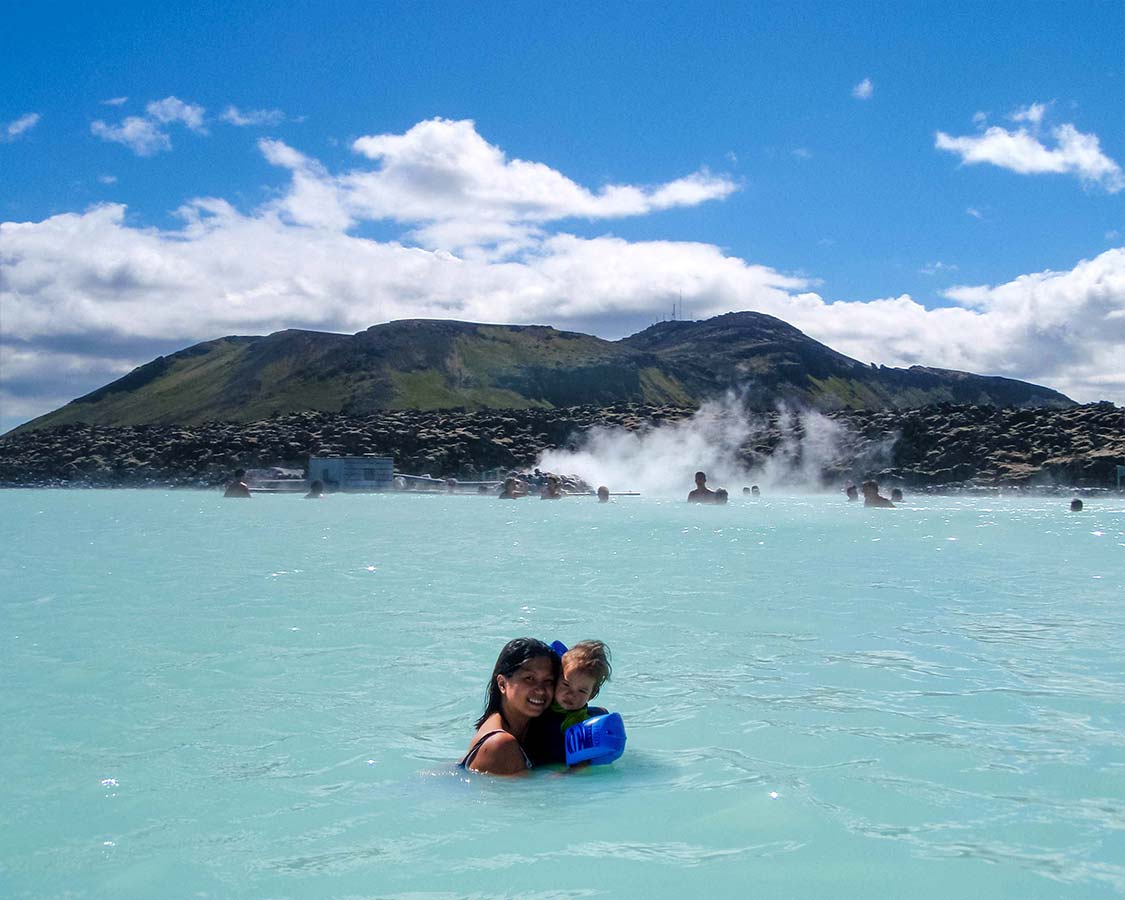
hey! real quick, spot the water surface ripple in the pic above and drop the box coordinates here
[1,490,1122,898]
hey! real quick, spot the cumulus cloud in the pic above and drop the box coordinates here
[792,250,1125,403]
[1009,101,1049,126]
[852,78,874,100]
[936,104,1123,193]
[0,202,802,345]
[333,118,738,249]
[90,116,171,156]
[258,138,352,231]
[249,118,739,251]
[2,117,1124,428]
[221,105,286,127]
[145,97,207,133]
[91,96,207,155]
[2,112,41,142]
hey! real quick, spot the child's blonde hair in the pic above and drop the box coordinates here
[562,640,612,699]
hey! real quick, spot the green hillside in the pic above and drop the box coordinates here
[13,314,1073,432]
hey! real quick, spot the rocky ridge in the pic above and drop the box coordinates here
[1,403,1121,489]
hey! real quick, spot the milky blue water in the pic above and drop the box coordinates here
[1,489,1123,899]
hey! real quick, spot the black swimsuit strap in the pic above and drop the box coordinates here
[460,730,504,767]
[459,730,533,770]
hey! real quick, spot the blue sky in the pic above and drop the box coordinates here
[2,1,1123,430]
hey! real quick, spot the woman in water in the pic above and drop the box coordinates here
[460,638,560,775]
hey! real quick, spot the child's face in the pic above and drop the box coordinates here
[555,664,598,711]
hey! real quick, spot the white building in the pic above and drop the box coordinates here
[308,456,395,491]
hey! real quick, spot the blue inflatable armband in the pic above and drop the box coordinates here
[564,712,626,766]
[550,640,569,656]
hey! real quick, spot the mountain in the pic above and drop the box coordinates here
[13,313,1073,431]
[618,313,1071,409]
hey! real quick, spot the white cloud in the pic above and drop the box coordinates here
[936,105,1123,193]
[98,174,118,185]
[1009,102,1050,126]
[919,261,959,275]
[90,116,171,156]
[221,105,286,127]
[792,147,812,159]
[966,207,984,219]
[851,78,874,100]
[144,97,207,133]
[774,248,1125,404]
[0,201,803,346]
[972,111,988,127]
[256,118,738,250]
[258,138,352,231]
[3,118,1124,427]
[91,96,207,155]
[649,170,738,208]
[101,97,128,106]
[341,118,737,245]
[258,138,308,169]
[2,112,41,142]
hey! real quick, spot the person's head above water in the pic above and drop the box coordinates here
[499,476,525,499]
[556,640,612,711]
[224,468,252,497]
[597,486,609,503]
[688,470,717,502]
[715,488,729,504]
[891,488,903,502]
[475,637,561,729]
[1070,498,1084,511]
[862,480,895,508]
[750,485,760,496]
[846,485,859,501]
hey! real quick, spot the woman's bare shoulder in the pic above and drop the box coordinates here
[468,731,527,775]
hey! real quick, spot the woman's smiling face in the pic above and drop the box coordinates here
[498,656,556,718]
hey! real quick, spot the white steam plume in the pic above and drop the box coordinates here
[537,393,867,496]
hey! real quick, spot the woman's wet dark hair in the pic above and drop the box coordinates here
[474,637,560,729]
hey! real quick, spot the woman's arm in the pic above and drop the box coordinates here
[467,732,529,775]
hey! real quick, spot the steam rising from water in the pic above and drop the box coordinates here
[538,393,882,497]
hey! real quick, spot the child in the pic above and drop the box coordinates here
[526,640,612,765]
